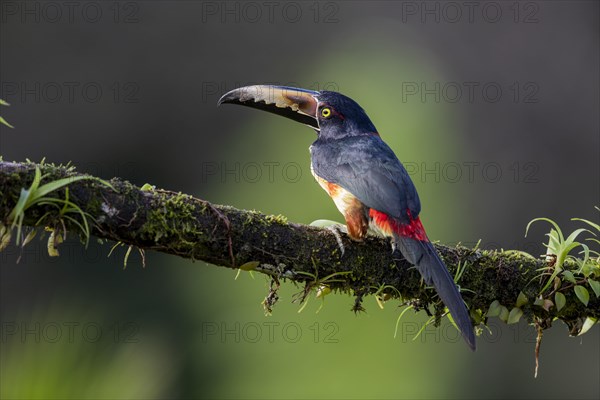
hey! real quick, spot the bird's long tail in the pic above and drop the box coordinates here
[394,235,476,350]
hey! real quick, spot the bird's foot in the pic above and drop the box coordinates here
[391,239,407,261]
[326,224,347,257]
[391,239,398,255]
[310,219,348,256]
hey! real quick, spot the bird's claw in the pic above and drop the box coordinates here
[326,224,347,257]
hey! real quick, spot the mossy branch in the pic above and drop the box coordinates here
[1,161,598,337]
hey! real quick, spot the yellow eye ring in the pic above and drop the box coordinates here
[321,107,332,118]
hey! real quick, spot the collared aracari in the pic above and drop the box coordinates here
[217,85,476,350]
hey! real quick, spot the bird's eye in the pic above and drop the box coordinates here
[321,107,332,118]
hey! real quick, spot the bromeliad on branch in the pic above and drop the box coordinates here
[218,85,476,350]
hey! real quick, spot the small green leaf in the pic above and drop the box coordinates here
[374,295,385,310]
[516,292,528,307]
[239,261,259,271]
[140,183,155,191]
[123,245,133,269]
[498,306,510,323]
[107,241,123,258]
[309,219,343,228]
[47,230,62,257]
[469,308,484,325]
[578,317,597,336]
[525,217,564,242]
[316,284,331,299]
[0,230,11,252]
[532,296,553,311]
[22,229,37,246]
[486,300,501,317]
[574,285,590,306]
[31,175,91,203]
[507,307,523,324]
[588,279,600,298]
[446,311,459,331]
[9,188,32,228]
[0,116,14,129]
[562,270,576,284]
[555,292,566,312]
[534,297,553,311]
[573,217,600,232]
[394,306,414,339]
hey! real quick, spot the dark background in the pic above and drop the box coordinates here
[1,1,599,398]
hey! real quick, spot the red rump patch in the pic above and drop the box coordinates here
[369,209,428,241]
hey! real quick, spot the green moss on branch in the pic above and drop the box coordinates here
[1,160,598,337]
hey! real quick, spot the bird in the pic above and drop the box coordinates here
[217,85,476,350]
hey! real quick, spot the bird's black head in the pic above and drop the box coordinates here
[217,85,378,140]
[315,91,377,140]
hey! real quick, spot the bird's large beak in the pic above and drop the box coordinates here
[217,85,320,130]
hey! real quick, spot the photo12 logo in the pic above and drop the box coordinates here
[0,1,141,24]
[199,161,304,184]
[201,321,340,343]
[1,321,140,344]
[404,161,540,184]
[0,81,140,104]
[401,81,540,104]
[199,1,340,24]
[399,1,540,24]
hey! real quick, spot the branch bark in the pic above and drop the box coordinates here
[1,161,598,335]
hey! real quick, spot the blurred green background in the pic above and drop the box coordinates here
[1,1,598,399]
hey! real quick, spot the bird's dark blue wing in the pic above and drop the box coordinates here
[310,135,420,223]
